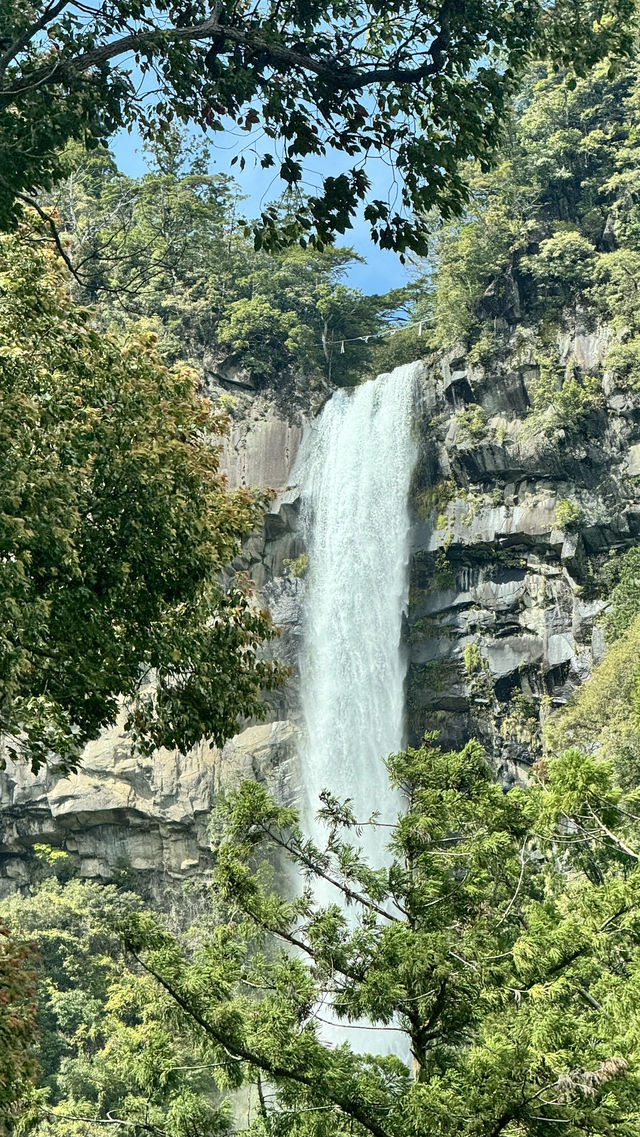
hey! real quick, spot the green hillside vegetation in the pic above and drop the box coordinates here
[44,139,404,392]
[415,54,640,389]
[0,920,37,1134]
[7,15,640,1137]
[546,542,640,784]
[0,878,228,1137]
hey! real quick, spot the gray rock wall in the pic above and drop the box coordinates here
[4,324,640,894]
[405,325,640,782]
[218,395,305,490]
[0,712,301,902]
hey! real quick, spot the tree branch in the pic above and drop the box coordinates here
[585,801,639,860]
[3,9,454,101]
[40,1109,164,1132]
[15,191,84,284]
[244,907,369,986]
[129,949,393,1137]
[0,0,72,81]
[494,841,528,929]
[256,820,401,922]
[575,985,601,1011]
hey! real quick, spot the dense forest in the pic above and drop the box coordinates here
[4,0,640,1134]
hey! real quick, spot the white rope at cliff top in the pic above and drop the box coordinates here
[325,316,431,352]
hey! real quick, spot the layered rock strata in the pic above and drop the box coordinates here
[3,327,640,892]
[406,327,640,782]
[0,397,304,901]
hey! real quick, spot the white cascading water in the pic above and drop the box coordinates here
[295,361,420,1050]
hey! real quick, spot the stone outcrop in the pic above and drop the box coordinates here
[0,714,300,901]
[4,319,640,892]
[405,323,640,782]
[219,395,305,490]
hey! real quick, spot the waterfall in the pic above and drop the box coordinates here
[295,361,420,1047]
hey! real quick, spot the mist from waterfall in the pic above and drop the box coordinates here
[295,361,420,1050]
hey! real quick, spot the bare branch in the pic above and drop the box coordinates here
[15,191,85,284]
[585,801,639,860]
[494,841,529,929]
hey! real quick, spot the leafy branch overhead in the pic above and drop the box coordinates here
[0,0,636,254]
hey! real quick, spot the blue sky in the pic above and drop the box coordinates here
[111,126,412,296]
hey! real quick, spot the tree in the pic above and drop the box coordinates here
[0,876,231,1137]
[0,219,281,773]
[45,144,403,390]
[415,51,640,351]
[0,921,37,1133]
[98,735,640,1137]
[0,0,635,256]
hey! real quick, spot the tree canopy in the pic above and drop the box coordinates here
[0,221,281,773]
[0,873,228,1137]
[117,738,640,1137]
[43,141,403,390]
[414,53,640,356]
[7,736,640,1135]
[0,0,636,255]
[0,920,37,1132]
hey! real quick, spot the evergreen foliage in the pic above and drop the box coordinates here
[8,737,640,1136]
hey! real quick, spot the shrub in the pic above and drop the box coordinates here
[463,642,483,674]
[283,553,309,577]
[428,548,456,592]
[545,611,640,782]
[555,497,584,530]
[525,350,603,437]
[523,229,597,314]
[604,338,640,390]
[415,479,456,521]
[455,403,487,441]
[604,543,640,642]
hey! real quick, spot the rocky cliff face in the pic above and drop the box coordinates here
[0,394,304,902]
[406,323,640,782]
[2,335,639,895]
